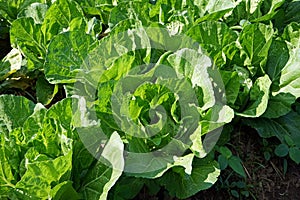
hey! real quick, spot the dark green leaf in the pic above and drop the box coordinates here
[275,144,289,157]
[289,147,300,164]
[228,156,246,178]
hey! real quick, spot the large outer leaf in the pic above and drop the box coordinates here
[41,0,86,43]
[14,152,73,199]
[263,30,296,118]
[186,21,238,67]
[80,132,124,200]
[245,112,300,146]
[262,93,296,118]
[238,23,273,75]
[45,31,98,84]
[0,95,35,136]
[17,2,48,24]
[0,0,43,22]
[158,157,220,199]
[245,108,300,163]
[0,97,80,199]
[10,17,46,69]
[266,40,290,82]
[194,0,236,23]
[284,0,300,25]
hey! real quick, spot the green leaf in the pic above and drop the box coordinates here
[109,2,151,27]
[266,40,290,82]
[244,110,300,152]
[41,0,85,43]
[237,75,272,117]
[10,17,46,69]
[17,2,48,24]
[0,0,43,22]
[220,70,240,106]
[219,146,232,159]
[251,0,285,22]
[109,0,197,33]
[110,177,144,200]
[284,1,300,25]
[277,23,300,98]
[73,0,114,24]
[186,21,238,67]
[45,31,98,84]
[86,17,102,39]
[36,75,58,105]
[158,157,220,199]
[231,190,239,198]
[0,133,17,195]
[238,23,273,75]
[289,147,300,164]
[275,144,289,157]
[218,154,228,170]
[51,181,80,200]
[262,93,296,118]
[165,48,216,110]
[62,19,150,86]
[228,156,246,178]
[80,132,124,200]
[0,48,23,81]
[0,95,35,136]
[15,152,73,199]
[195,0,236,22]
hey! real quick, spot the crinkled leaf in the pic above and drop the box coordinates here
[14,152,73,199]
[186,21,238,67]
[0,95,35,136]
[158,157,220,199]
[0,0,43,22]
[238,23,273,75]
[194,0,236,22]
[80,132,124,200]
[41,0,85,43]
[45,31,98,84]
[18,2,48,24]
[10,17,46,70]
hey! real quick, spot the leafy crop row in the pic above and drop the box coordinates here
[0,0,300,199]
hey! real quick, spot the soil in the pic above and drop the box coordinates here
[0,37,11,59]
[197,127,300,200]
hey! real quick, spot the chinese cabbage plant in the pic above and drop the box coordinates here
[1,0,300,199]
